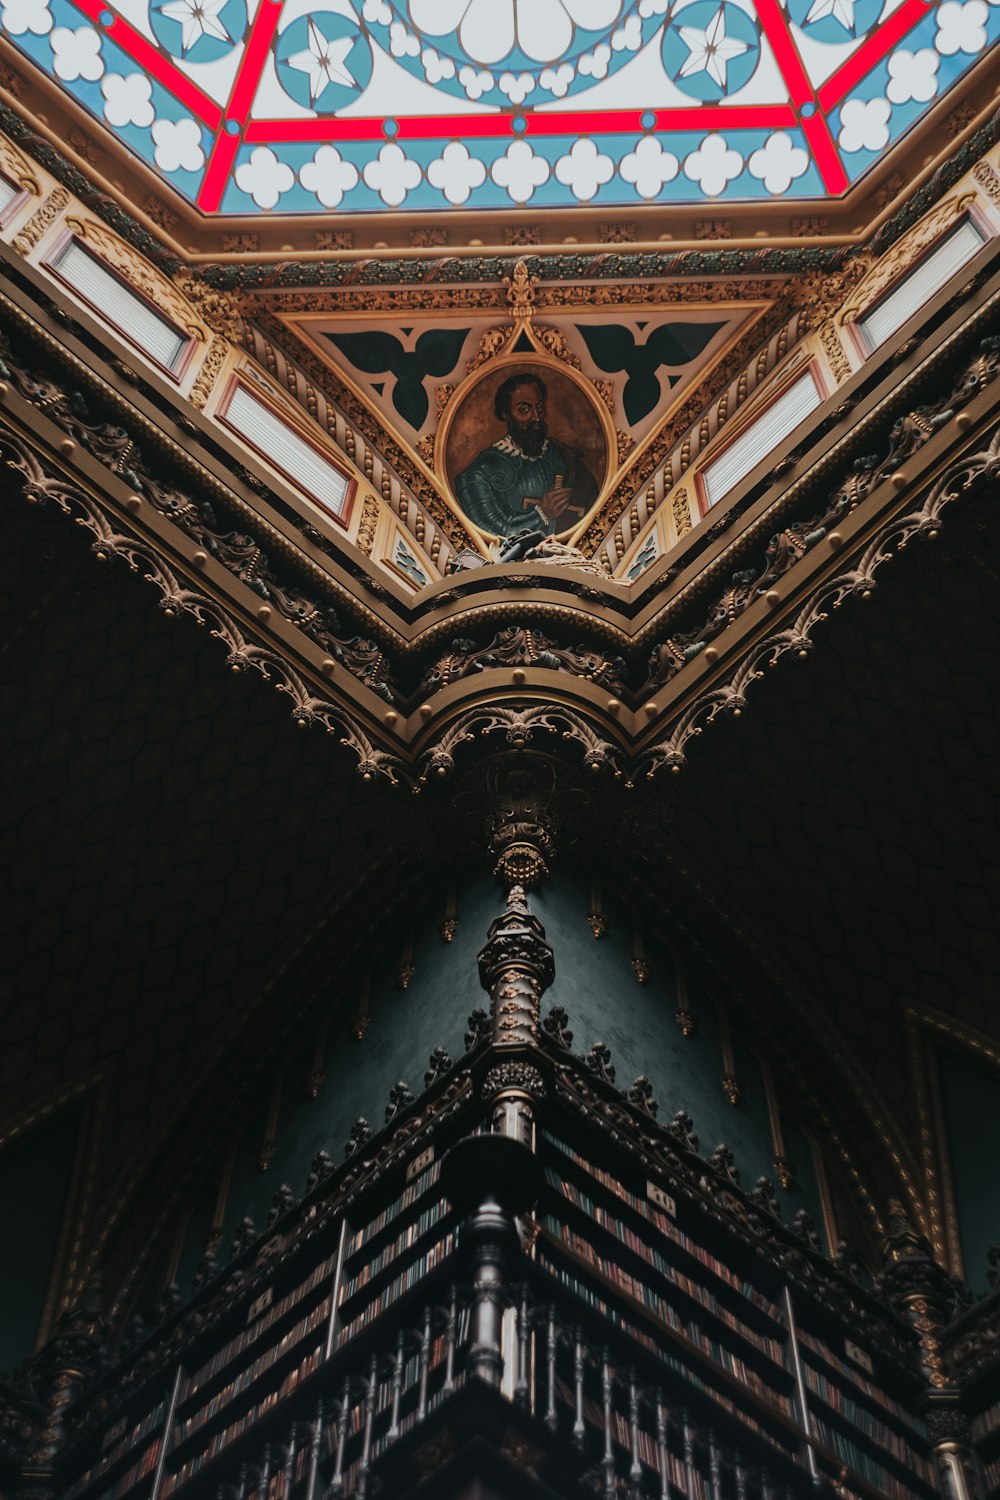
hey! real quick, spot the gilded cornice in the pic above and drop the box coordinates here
[6,343,999,793]
[4,175,1000,792]
[592,301,807,564]
[4,115,999,605]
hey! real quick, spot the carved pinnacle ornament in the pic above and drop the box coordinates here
[477,885,554,1048]
[503,258,537,322]
[877,1197,969,1393]
[773,1154,796,1190]
[20,1281,108,1489]
[481,1061,546,1102]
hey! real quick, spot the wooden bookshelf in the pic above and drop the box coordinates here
[539,1122,935,1500]
[55,1078,942,1500]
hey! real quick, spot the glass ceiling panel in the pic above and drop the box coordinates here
[2,0,997,214]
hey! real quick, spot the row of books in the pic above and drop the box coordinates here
[342,1198,451,1301]
[982,1455,1000,1492]
[349,1161,442,1254]
[87,1440,161,1500]
[320,1333,450,1455]
[176,1299,332,1443]
[162,1346,323,1497]
[536,1249,797,1465]
[803,1366,936,1482]
[810,1415,928,1500]
[795,1328,923,1435]
[555,1374,710,1500]
[541,1133,780,1321]
[543,1221,794,1417]
[336,1234,457,1347]
[78,1227,453,1500]
[544,1170,786,1365]
[64,1403,166,1500]
[971,1397,1000,1443]
[256,1445,309,1500]
[186,1251,338,1397]
[331,1341,456,1498]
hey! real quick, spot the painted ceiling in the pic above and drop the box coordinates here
[1,0,997,215]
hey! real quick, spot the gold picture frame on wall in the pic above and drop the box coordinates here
[435,353,616,544]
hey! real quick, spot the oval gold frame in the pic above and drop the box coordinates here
[434,350,618,547]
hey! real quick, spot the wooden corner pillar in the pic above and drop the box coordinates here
[477,884,554,1147]
[878,1198,980,1500]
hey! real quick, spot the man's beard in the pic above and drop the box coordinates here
[509,417,547,457]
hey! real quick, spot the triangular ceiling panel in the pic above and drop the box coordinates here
[281,303,756,455]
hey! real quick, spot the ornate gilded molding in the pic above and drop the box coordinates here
[247,315,466,560]
[593,305,805,566]
[11,187,68,255]
[188,337,227,411]
[0,129,39,197]
[1,422,407,784]
[818,321,852,385]
[3,247,999,808]
[638,328,1000,695]
[972,157,1000,210]
[172,272,244,343]
[419,705,623,787]
[420,626,626,698]
[639,417,1000,780]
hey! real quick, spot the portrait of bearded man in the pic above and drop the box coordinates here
[453,373,600,538]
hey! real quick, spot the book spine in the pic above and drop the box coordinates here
[187,1252,338,1395]
[338,1234,456,1346]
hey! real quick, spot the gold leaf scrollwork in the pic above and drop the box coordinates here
[671,487,692,537]
[12,187,69,255]
[434,383,455,419]
[174,272,245,342]
[819,322,852,385]
[0,134,39,197]
[972,158,1000,210]
[356,493,380,556]
[466,327,513,372]
[593,378,615,416]
[532,324,582,368]
[189,337,228,410]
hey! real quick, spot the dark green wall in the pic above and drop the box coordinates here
[534,869,786,1200]
[780,1117,827,1235]
[173,1192,215,1293]
[937,1045,1000,1294]
[0,1110,80,1372]
[173,865,831,1286]
[204,875,504,1258]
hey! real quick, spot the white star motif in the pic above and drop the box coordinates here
[677,5,748,90]
[287,22,359,104]
[158,0,232,53]
[803,0,856,30]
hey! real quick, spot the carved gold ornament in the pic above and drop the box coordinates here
[0,132,39,198]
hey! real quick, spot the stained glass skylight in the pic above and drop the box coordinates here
[2,0,996,213]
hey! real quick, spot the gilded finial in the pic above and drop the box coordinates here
[504,258,536,322]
